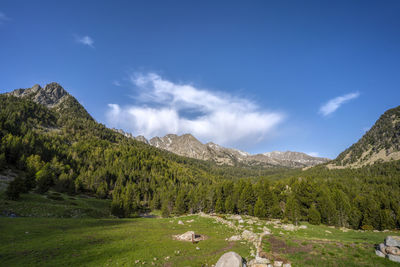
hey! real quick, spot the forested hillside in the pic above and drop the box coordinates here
[1,84,400,231]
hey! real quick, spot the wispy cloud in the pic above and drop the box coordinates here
[319,92,360,116]
[75,35,94,47]
[0,12,10,24]
[112,80,121,86]
[106,73,284,147]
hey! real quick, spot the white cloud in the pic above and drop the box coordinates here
[319,92,360,116]
[0,12,10,24]
[106,73,284,147]
[75,35,94,47]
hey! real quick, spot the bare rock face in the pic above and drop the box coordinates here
[215,252,244,267]
[8,83,68,108]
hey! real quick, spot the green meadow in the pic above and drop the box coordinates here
[0,192,398,266]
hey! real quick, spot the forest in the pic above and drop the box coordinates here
[1,94,400,231]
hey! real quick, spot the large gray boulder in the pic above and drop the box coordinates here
[385,236,400,247]
[215,252,243,267]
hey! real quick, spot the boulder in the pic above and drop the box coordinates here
[215,251,243,267]
[378,243,387,254]
[273,261,283,267]
[388,254,400,263]
[282,224,296,231]
[385,236,400,247]
[386,246,400,256]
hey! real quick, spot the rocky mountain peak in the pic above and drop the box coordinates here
[8,82,69,108]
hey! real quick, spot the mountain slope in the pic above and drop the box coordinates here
[126,133,330,168]
[332,105,400,168]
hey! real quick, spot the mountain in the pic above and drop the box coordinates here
[331,105,400,168]
[121,132,330,168]
[7,82,93,121]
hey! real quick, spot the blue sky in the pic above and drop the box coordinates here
[1,0,400,158]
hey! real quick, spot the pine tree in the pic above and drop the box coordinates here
[308,204,321,225]
[225,196,235,214]
[215,197,225,213]
[174,190,186,215]
[285,194,301,225]
[254,197,267,218]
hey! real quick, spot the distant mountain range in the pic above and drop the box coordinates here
[113,129,330,168]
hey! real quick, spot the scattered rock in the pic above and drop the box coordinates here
[215,251,244,267]
[239,219,245,224]
[229,215,243,220]
[282,264,292,267]
[242,230,258,242]
[135,260,140,264]
[298,225,307,229]
[325,230,332,234]
[164,256,170,260]
[376,236,400,263]
[173,231,206,242]
[178,220,184,225]
[273,261,283,267]
[196,247,200,250]
[227,235,242,241]
[281,224,296,231]
[186,219,194,223]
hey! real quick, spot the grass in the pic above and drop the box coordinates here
[0,215,250,267]
[0,191,399,266]
[259,221,399,266]
[0,191,111,218]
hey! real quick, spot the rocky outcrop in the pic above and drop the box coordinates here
[376,236,400,263]
[215,252,244,267]
[8,83,68,108]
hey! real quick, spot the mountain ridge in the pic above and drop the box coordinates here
[110,130,331,168]
[330,105,400,168]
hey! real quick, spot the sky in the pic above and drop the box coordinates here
[1,0,400,158]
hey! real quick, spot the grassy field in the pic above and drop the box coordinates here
[0,191,399,266]
[0,215,250,267]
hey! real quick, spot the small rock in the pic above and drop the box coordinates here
[186,219,194,223]
[282,224,296,231]
[239,219,244,224]
[153,257,157,261]
[273,261,283,267]
[282,264,291,267]
[215,251,243,267]
[299,225,307,229]
[255,256,270,264]
[196,247,200,250]
[178,220,184,225]
[325,230,332,234]
[227,235,242,241]
[164,256,170,260]
[135,260,140,264]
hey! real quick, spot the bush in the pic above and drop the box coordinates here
[361,224,374,231]
[6,177,26,200]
